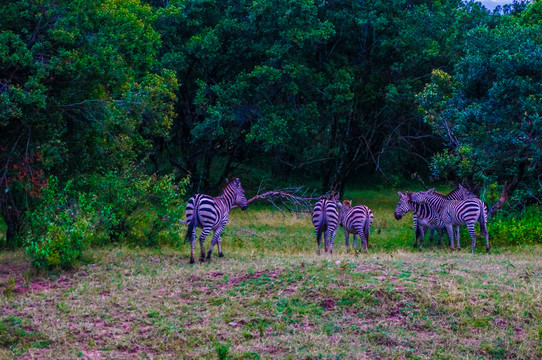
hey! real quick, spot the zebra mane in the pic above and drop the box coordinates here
[221,177,240,191]
[432,190,447,197]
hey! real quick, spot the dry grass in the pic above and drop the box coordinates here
[1,245,541,359]
[1,187,541,359]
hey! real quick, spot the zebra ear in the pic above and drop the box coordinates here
[398,191,403,197]
[428,188,435,194]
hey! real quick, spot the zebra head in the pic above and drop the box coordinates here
[231,178,248,210]
[339,200,352,223]
[409,188,435,204]
[394,192,411,220]
[459,184,478,199]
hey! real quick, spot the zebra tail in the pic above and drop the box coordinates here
[316,226,324,243]
[184,208,198,244]
[478,201,488,227]
[364,217,372,240]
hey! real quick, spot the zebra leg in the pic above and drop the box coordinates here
[357,229,368,252]
[324,229,330,253]
[429,229,435,249]
[217,236,225,257]
[437,229,444,247]
[207,226,225,260]
[467,223,478,253]
[445,225,455,251]
[418,227,425,251]
[216,226,226,258]
[190,238,196,264]
[414,222,421,249]
[455,226,461,250]
[353,234,358,250]
[189,228,197,264]
[206,234,219,260]
[198,228,212,262]
[344,230,350,253]
[328,228,338,254]
[316,230,322,255]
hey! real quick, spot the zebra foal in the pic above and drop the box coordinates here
[340,200,373,252]
[312,194,340,255]
[401,185,475,249]
[184,178,248,264]
[395,191,448,249]
[410,188,489,253]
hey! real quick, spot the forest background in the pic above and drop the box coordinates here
[1,0,541,268]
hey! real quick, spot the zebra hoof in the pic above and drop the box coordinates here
[199,257,206,263]
[189,258,195,265]
[218,253,224,258]
[486,247,490,253]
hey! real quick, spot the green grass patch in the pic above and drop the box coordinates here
[1,246,542,359]
[1,186,542,358]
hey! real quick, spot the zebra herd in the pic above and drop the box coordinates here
[312,195,373,255]
[183,179,489,264]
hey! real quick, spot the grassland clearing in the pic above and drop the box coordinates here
[1,187,541,359]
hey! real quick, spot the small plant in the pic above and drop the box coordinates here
[215,340,231,360]
[2,278,15,297]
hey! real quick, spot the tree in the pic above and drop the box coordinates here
[152,0,491,194]
[0,0,177,245]
[418,2,542,215]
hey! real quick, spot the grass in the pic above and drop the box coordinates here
[1,186,541,359]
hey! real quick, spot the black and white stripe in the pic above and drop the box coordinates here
[409,185,474,248]
[312,195,340,255]
[395,192,448,248]
[340,200,373,251]
[410,188,489,253]
[184,178,248,263]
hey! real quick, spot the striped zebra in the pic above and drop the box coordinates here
[184,178,248,264]
[410,188,489,253]
[395,192,449,248]
[312,194,340,255]
[409,185,475,248]
[339,200,373,251]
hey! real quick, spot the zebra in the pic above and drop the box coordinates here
[312,194,340,255]
[339,200,373,252]
[410,188,489,253]
[395,191,449,249]
[409,185,476,248]
[184,178,249,264]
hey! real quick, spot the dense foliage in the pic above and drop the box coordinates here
[418,1,542,215]
[1,0,541,261]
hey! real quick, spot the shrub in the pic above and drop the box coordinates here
[487,206,542,247]
[25,177,94,269]
[25,170,189,269]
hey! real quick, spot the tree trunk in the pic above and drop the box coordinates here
[1,200,20,248]
[487,162,526,218]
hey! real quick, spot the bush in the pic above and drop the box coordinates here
[24,170,189,269]
[487,206,542,247]
[25,177,94,269]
